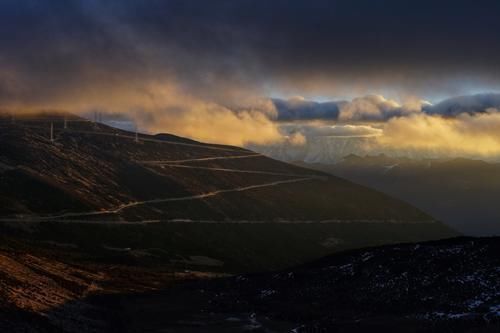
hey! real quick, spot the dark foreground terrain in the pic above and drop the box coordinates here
[0,219,454,273]
[1,236,498,332]
[113,237,500,333]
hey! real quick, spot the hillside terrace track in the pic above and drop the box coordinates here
[2,121,320,180]
[112,177,317,213]
[148,163,327,179]
[136,154,263,164]
[2,177,317,221]
[0,118,329,222]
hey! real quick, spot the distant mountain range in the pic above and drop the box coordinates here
[299,155,500,236]
[252,135,377,164]
[252,133,500,165]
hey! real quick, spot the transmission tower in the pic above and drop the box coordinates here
[50,122,54,143]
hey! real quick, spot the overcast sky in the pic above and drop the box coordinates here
[2,0,500,105]
[2,1,500,155]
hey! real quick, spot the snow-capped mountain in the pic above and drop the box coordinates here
[251,136,379,164]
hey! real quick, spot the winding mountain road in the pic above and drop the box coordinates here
[137,153,263,164]
[149,164,326,179]
[4,177,317,221]
[0,117,329,223]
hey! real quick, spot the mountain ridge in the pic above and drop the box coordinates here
[0,112,438,223]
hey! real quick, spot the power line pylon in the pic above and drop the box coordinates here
[50,122,54,143]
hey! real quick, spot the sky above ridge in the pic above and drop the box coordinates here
[2,1,500,158]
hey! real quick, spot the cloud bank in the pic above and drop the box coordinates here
[3,1,500,103]
[379,110,500,157]
[258,93,500,161]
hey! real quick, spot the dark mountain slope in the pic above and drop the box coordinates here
[120,237,499,332]
[0,112,455,273]
[1,235,498,333]
[0,113,440,224]
[299,155,500,235]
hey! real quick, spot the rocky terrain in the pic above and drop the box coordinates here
[2,236,497,332]
[0,234,220,333]
[125,237,499,332]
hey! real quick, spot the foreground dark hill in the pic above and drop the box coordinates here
[298,155,500,236]
[0,113,432,222]
[2,236,497,332]
[129,237,499,332]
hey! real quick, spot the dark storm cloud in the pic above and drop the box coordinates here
[272,98,342,121]
[425,93,500,116]
[273,93,500,122]
[2,0,500,106]
[273,94,422,122]
[0,0,145,105]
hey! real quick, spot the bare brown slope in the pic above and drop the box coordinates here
[0,113,437,223]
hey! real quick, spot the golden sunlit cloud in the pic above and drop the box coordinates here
[142,101,283,146]
[0,74,285,146]
[120,83,283,146]
[378,110,500,156]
